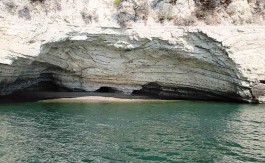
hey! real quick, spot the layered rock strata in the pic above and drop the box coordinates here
[0,0,264,103]
[0,25,264,103]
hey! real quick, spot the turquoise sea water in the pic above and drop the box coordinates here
[0,101,264,162]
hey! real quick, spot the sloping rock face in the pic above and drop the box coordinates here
[0,0,264,103]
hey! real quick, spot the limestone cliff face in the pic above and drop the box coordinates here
[0,0,264,103]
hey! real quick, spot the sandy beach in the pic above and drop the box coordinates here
[40,96,176,103]
[0,91,176,103]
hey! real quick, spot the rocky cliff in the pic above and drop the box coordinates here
[0,0,264,103]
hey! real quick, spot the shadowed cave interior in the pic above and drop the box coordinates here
[0,78,248,103]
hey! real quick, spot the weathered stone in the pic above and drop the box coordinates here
[0,0,264,103]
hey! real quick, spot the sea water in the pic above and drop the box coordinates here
[0,101,264,162]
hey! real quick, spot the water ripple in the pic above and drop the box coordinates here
[0,101,264,162]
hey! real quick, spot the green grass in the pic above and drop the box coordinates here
[113,0,121,5]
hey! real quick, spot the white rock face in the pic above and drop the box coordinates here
[0,0,264,103]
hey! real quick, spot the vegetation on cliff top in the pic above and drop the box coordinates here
[2,0,265,26]
[114,0,264,26]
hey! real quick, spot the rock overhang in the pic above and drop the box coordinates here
[1,27,264,103]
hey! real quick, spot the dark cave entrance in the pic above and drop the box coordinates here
[260,80,265,84]
[21,81,71,92]
[132,82,163,98]
[16,72,72,92]
[95,87,121,93]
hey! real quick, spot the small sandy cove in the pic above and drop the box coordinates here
[40,96,172,103]
[0,91,177,103]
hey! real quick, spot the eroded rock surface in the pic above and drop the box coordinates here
[0,0,264,103]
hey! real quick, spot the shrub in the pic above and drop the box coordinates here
[194,0,232,16]
[195,6,206,20]
[3,0,17,14]
[134,0,150,21]
[117,11,135,27]
[18,6,31,20]
[174,14,197,26]
[169,0,177,5]
[54,1,62,11]
[151,0,177,8]
[194,0,230,10]
[194,0,217,10]
[226,0,253,24]
[114,0,122,5]
[157,2,173,23]
[204,11,221,25]
[251,0,265,14]
[29,0,45,3]
[151,0,163,8]
[194,0,230,23]
[28,0,62,13]
[81,8,99,24]
[155,0,188,24]
[115,0,150,27]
